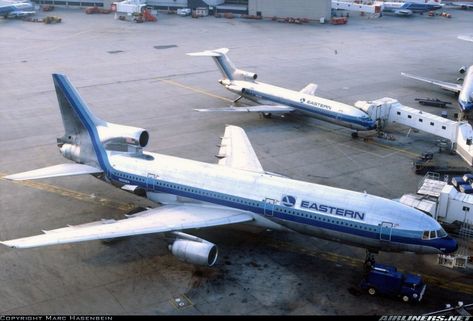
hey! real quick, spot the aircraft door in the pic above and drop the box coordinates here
[263,198,277,216]
[379,222,393,241]
[146,173,155,191]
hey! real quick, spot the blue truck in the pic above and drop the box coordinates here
[359,263,426,303]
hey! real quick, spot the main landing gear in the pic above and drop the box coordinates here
[363,250,376,274]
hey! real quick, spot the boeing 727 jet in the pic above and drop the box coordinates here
[188,48,376,138]
[402,37,473,112]
[1,74,457,266]
[0,1,35,18]
[381,0,443,16]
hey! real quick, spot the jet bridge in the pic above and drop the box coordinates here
[355,98,473,166]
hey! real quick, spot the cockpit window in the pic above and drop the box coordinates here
[437,229,447,238]
[423,229,447,240]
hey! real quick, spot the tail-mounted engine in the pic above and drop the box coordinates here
[97,123,149,148]
[58,122,149,164]
[234,69,257,81]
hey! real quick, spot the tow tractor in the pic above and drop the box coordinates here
[359,258,426,303]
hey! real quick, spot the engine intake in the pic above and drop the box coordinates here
[169,239,218,266]
[97,123,149,148]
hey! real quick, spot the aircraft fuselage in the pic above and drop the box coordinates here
[222,79,377,131]
[93,147,456,255]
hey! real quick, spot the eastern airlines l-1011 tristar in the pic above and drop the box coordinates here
[187,48,376,137]
[1,74,457,266]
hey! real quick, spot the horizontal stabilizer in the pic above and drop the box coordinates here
[458,35,473,43]
[401,72,462,93]
[300,83,318,96]
[0,204,254,248]
[187,48,229,57]
[4,164,103,181]
[195,105,294,113]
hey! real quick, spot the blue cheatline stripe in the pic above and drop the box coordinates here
[243,88,376,130]
[52,74,111,173]
[111,169,447,251]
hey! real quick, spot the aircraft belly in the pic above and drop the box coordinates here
[270,217,438,253]
[297,109,368,131]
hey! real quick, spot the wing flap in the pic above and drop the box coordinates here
[401,72,462,93]
[4,164,103,181]
[195,105,294,113]
[458,35,473,43]
[217,125,264,173]
[1,205,254,249]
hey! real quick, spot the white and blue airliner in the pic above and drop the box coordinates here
[402,36,473,112]
[1,74,457,266]
[188,48,376,137]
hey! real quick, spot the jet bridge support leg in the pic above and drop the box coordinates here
[355,97,473,166]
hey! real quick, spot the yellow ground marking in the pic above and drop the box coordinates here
[159,79,234,103]
[0,172,134,212]
[364,139,420,158]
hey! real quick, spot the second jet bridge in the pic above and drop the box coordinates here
[355,98,473,166]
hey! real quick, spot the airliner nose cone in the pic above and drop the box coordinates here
[460,101,473,112]
[441,236,458,254]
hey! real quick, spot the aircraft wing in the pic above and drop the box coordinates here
[4,164,103,181]
[217,125,264,173]
[300,83,318,96]
[401,72,462,93]
[0,204,254,249]
[394,9,413,16]
[195,105,294,113]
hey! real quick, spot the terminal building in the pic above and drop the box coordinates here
[31,0,331,21]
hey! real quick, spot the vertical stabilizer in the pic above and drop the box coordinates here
[52,74,106,170]
[187,48,257,82]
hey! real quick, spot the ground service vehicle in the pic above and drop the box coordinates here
[360,263,426,303]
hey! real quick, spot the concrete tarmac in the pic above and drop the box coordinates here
[0,7,472,315]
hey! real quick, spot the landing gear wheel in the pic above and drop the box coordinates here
[402,295,410,303]
[351,132,359,139]
[363,250,376,274]
[368,288,376,296]
[263,113,272,119]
